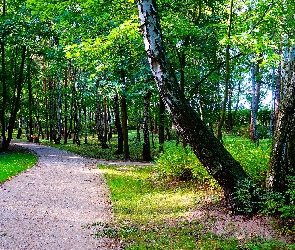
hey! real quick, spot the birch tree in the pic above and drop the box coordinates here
[137,0,257,212]
[266,45,295,192]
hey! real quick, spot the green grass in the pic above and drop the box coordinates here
[96,165,294,249]
[224,135,272,183]
[40,133,159,161]
[35,132,295,248]
[0,151,37,183]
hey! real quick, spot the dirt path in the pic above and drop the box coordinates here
[0,142,125,250]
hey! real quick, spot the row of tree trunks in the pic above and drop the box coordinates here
[0,44,27,151]
[216,0,234,142]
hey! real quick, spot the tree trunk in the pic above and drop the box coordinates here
[158,98,165,152]
[64,69,68,144]
[136,121,141,142]
[28,62,34,142]
[216,0,233,141]
[143,92,152,161]
[3,46,27,150]
[250,60,261,144]
[266,46,295,192]
[84,106,88,144]
[16,117,23,139]
[103,98,108,144]
[114,95,124,154]
[36,115,43,139]
[56,71,62,144]
[138,0,253,212]
[0,26,7,150]
[96,100,108,149]
[272,65,281,135]
[121,95,129,160]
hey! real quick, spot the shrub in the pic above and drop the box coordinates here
[224,138,271,184]
[155,144,217,187]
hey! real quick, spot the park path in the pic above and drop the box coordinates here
[0,141,124,250]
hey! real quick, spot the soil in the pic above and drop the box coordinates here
[187,201,295,244]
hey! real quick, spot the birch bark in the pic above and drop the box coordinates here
[138,0,254,211]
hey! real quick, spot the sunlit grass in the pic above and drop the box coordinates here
[0,152,37,183]
[97,165,294,249]
[102,166,208,225]
[41,134,159,161]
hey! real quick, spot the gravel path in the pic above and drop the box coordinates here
[0,142,123,250]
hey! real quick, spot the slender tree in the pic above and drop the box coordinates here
[142,91,152,161]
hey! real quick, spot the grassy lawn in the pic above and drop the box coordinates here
[37,133,294,248]
[0,151,37,183]
[97,165,294,249]
[40,132,159,161]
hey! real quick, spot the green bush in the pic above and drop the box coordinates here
[257,125,270,139]
[156,144,217,187]
[279,178,295,218]
[224,138,271,184]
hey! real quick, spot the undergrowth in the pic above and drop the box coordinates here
[97,165,294,249]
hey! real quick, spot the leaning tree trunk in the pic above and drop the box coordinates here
[138,0,253,212]
[266,46,295,192]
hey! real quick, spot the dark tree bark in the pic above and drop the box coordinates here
[142,92,152,161]
[216,0,233,141]
[27,59,33,142]
[138,0,253,211]
[266,46,295,192]
[103,98,108,144]
[67,95,74,140]
[42,63,49,140]
[158,98,165,152]
[121,95,130,160]
[107,106,112,143]
[83,106,88,144]
[114,95,123,154]
[36,115,43,139]
[1,46,26,151]
[64,69,68,144]
[1,26,7,148]
[136,121,141,143]
[56,71,62,144]
[73,99,81,146]
[16,117,23,139]
[96,100,108,149]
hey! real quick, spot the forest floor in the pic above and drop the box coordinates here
[0,141,293,249]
